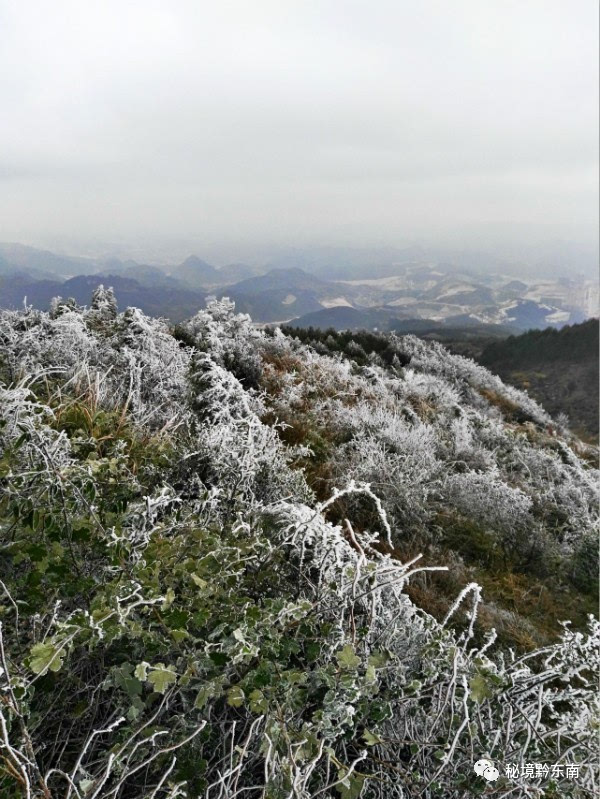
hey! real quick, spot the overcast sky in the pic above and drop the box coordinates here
[0,0,598,259]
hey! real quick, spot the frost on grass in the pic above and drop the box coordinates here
[0,298,597,798]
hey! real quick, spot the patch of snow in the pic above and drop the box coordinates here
[499,301,519,317]
[546,310,571,323]
[343,277,407,289]
[320,297,354,308]
[386,297,418,307]
[437,283,477,297]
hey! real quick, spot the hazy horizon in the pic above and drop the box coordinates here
[1,1,598,261]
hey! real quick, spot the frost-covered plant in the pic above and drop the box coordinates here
[269,326,598,568]
[0,298,597,798]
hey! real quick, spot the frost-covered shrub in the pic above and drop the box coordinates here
[398,333,552,427]
[90,284,118,321]
[443,471,532,536]
[268,325,598,581]
[185,351,311,510]
[49,295,81,318]
[181,298,264,389]
[0,298,598,798]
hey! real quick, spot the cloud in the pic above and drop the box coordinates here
[0,0,597,254]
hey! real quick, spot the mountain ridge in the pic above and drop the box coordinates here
[0,242,596,329]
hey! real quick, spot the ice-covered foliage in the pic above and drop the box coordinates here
[264,327,598,565]
[0,298,597,798]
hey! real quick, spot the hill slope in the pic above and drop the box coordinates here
[479,319,599,441]
[0,293,597,798]
[219,267,348,322]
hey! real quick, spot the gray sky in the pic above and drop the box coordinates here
[1,0,598,259]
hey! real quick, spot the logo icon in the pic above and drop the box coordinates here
[474,758,500,782]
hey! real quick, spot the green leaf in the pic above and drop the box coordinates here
[362,729,382,746]
[191,573,208,589]
[336,769,365,799]
[336,644,361,671]
[469,672,493,704]
[194,677,225,709]
[147,664,177,694]
[127,700,143,721]
[113,664,142,698]
[209,651,228,667]
[306,642,320,662]
[282,669,306,685]
[134,662,149,681]
[367,650,390,669]
[226,685,245,707]
[30,642,64,675]
[249,689,268,713]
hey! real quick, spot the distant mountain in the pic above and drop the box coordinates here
[172,255,221,287]
[0,242,594,330]
[262,246,431,280]
[94,260,182,288]
[224,267,335,295]
[261,245,522,281]
[0,274,206,323]
[0,242,100,277]
[217,263,262,283]
[220,268,354,322]
[0,255,56,282]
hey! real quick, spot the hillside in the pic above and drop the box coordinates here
[287,305,389,331]
[0,292,598,798]
[288,320,600,444]
[218,268,349,322]
[478,320,599,442]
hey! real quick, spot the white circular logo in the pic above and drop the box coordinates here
[474,758,499,782]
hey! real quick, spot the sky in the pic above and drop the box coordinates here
[0,0,598,261]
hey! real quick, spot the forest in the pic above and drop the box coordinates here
[478,320,599,442]
[0,290,597,798]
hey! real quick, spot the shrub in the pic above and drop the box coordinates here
[0,299,597,798]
